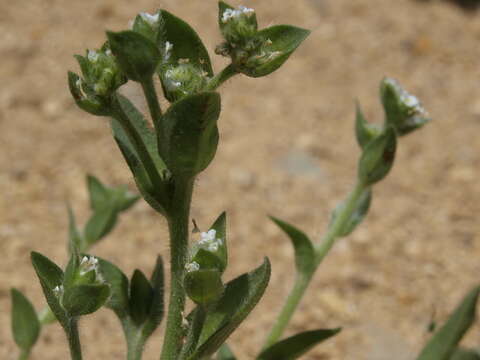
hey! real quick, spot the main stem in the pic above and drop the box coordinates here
[161,176,195,360]
[263,181,367,348]
[66,318,82,360]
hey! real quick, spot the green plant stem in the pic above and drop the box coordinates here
[263,181,367,348]
[111,96,163,188]
[17,349,30,360]
[206,64,238,91]
[66,318,83,360]
[120,319,145,360]
[161,176,195,360]
[141,77,163,132]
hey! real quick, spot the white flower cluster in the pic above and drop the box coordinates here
[221,5,255,23]
[198,229,223,252]
[79,256,103,282]
[139,11,160,25]
[385,78,427,116]
[185,261,200,273]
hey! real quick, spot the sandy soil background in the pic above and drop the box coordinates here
[1,0,480,359]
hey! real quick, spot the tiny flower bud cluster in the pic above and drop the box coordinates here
[384,78,427,117]
[139,11,160,26]
[185,261,200,273]
[53,285,64,298]
[198,229,223,253]
[79,256,99,276]
[221,6,255,23]
[161,60,209,101]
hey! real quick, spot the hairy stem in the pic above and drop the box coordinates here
[66,318,82,360]
[161,177,195,360]
[263,181,367,348]
[206,64,238,91]
[141,77,163,132]
[17,349,31,360]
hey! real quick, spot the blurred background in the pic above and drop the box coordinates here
[1,0,479,359]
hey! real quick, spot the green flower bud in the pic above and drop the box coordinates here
[220,4,257,44]
[184,267,224,306]
[131,11,162,43]
[159,60,209,102]
[380,78,430,136]
[69,45,126,115]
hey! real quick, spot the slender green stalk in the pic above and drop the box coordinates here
[17,349,30,360]
[263,181,367,348]
[161,177,195,360]
[206,64,238,91]
[141,77,163,132]
[66,319,82,360]
[111,96,163,188]
[263,273,312,348]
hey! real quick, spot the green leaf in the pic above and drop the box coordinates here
[63,249,80,291]
[62,284,111,316]
[87,175,110,211]
[159,92,221,177]
[358,126,397,186]
[242,25,310,78]
[209,212,228,273]
[217,343,236,360]
[269,217,315,276]
[96,257,129,317]
[257,328,341,360]
[142,255,165,339]
[160,10,213,76]
[30,252,67,326]
[185,269,225,305]
[417,286,480,360]
[107,30,160,82]
[451,348,480,360]
[84,207,117,245]
[110,95,168,214]
[190,258,271,359]
[330,189,372,237]
[10,289,40,351]
[355,101,382,149]
[129,269,154,326]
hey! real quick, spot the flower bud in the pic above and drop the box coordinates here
[69,45,126,115]
[131,11,162,43]
[380,78,430,136]
[189,229,227,274]
[220,4,257,45]
[159,61,209,102]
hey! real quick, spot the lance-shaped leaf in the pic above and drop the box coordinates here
[67,204,84,253]
[129,269,154,326]
[160,10,213,76]
[257,328,341,360]
[451,349,480,360]
[330,189,372,237]
[217,343,237,360]
[242,25,310,78]
[209,212,228,273]
[189,258,271,359]
[269,217,315,276]
[142,255,165,339]
[355,101,382,149]
[358,126,397,186]
[10,289,40,351]
[159,92,221,177]
[96,257,129,317]
[107,30,161,82]
[31,252,68,327]
[417,286,480,360]
[110,95,168,214]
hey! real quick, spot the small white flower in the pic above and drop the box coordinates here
[105,49,112,56]
[87,50,99,63]
[403,94,419,108]
[185,261,200,272]
[140,12,160,25]
[222,5,255,23]
[200,229,217,244]
[164,41,173,61]
[53,285,64,297]
[79,256,99,275]
[208,242,219,252]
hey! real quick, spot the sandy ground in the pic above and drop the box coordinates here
[1,0,480,359]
